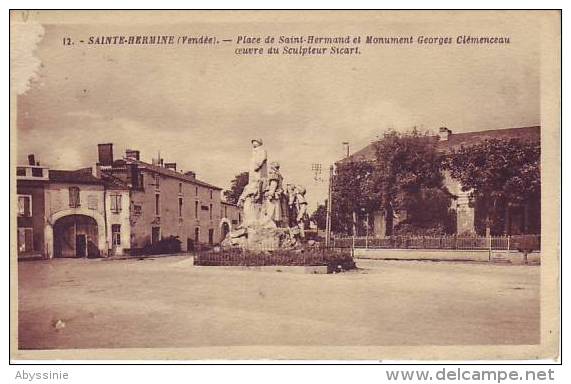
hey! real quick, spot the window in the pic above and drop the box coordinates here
[210,190,213,199]
[224,206,228,218]
[69,187,80,208]
[209,203,213,219]
[179,183,183,194]
[87,195,98,210]
[110,194,121,213]
[195,201,198,218]
[238,212,241,222]
[195,186,198,196]
[194,227,199,243]
[133,204,142,215]
[31,168,43,177]
[17,228,33,253]
[17,195,32,217]
[155,193,160,216]
[178,197,183,217]
[208,229,214,245]
[112,224,121,246]
[154,173,160,190]
[16,167,26,176]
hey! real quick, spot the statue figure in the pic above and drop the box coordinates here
[238,138,268,226]
[294,185,308,239]
[263,161,286,226]
[249,138,267,186]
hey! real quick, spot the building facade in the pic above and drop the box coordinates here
[16,145,242,259]
[16,156,49,258]
[16,157,131,259]
[97,143,241,253]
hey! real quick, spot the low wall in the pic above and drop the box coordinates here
[353,248,540,264]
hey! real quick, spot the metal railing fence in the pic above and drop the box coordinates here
[332,234,540,251]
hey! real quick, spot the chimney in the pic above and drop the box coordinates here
[125,149,140,161]
[92,164,101,178]
[98,143,114,166]
[184,171,196,179]
[28,154,35,166]
[438,127,451,141]
[165,162,177,171]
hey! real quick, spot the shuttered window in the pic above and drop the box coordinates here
[69,187,80,208]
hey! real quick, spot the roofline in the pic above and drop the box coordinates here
[126,159,223,190]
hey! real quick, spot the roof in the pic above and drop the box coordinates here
[99,172,130,190]
[125,159,223,190]
[437,126,540,152]
[49,169,104,185]
[338,126,540,164]
[49,168,129,189]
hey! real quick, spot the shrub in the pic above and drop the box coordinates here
[194,246,356,272]
[142,235,182,255]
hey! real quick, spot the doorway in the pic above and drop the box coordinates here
[53,214,99,258]
[75,234,87,257]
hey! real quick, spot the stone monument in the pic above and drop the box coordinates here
[225,138,309,251]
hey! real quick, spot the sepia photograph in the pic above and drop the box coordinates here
[9,10,560,361]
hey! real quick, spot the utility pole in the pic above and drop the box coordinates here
[325,165,334,247]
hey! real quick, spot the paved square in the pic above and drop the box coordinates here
[17,257,539,349]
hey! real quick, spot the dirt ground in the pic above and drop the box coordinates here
[17,256,540,350]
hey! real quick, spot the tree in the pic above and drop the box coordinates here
[331,129,450,236]
[310,203,327,230]
[444,138,540,235]
[223,171,249,204]
[331,160,379,235]
[373,129,447,235]
[392,187,456,235]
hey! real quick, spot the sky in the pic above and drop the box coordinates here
[13,12,541,210]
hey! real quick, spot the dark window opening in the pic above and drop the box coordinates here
[69,187,80,208]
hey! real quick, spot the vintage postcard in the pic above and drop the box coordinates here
[10,10,560,361]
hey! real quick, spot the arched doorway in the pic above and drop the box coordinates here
[219,218,231,242]
[53,215,99,258]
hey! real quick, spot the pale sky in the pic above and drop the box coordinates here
[14,13,541,210]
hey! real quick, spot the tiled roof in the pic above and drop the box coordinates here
[438,126,540,152]
[338,126,540,164]
[99,172,130,190]
[49,169,103,185]
[49,168,129,189]
[125,159,223,190]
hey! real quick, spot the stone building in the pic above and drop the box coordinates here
[97,143,241,253]
[16,155,49,258]
[16,145,242,259]
[16,155,130,259]
[338,126,541,236]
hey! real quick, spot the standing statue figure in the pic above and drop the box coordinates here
[238,138,268,227]
[294,185,308,239]
[249,138,267,193]
[263,161,286,226]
